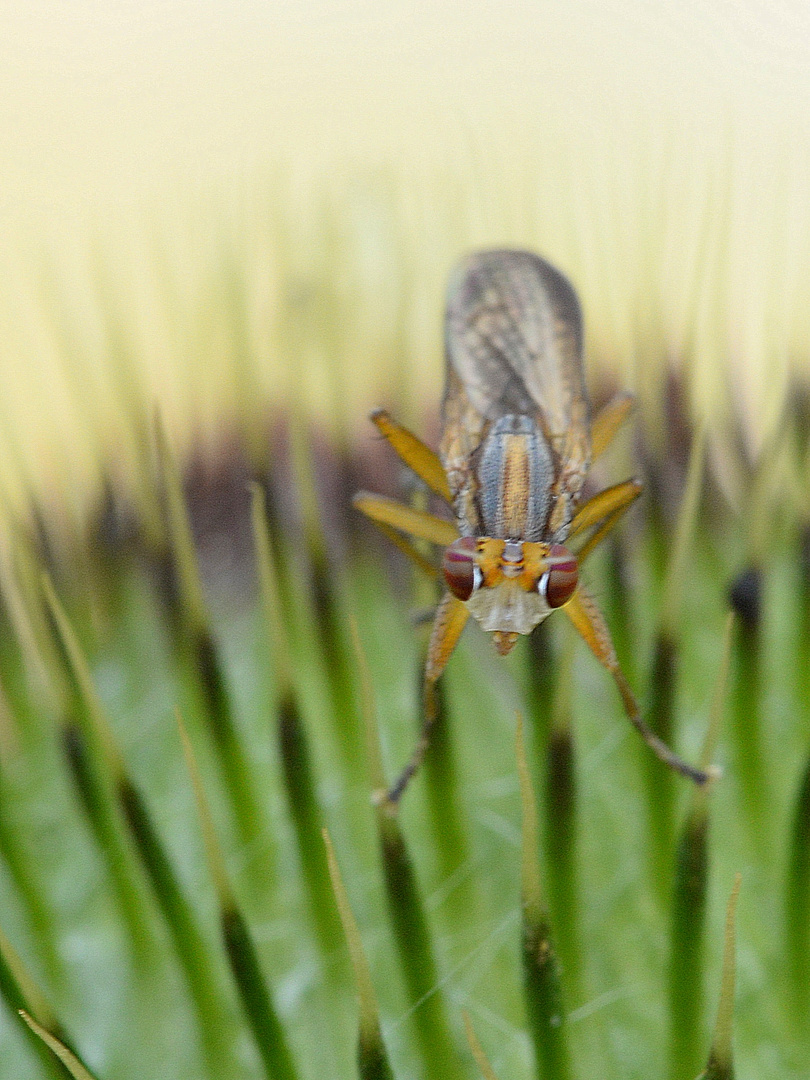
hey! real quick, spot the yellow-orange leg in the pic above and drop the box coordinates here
[569,478,643,564]
[590,391,635,462]
[569,478,641,539]
[564,587,716,786]
[362,519,440,579]
[371,397,632,499]
[384,592,470,806]
[370,409,452,502]
[355,412,457,575]
[353,491,460,547]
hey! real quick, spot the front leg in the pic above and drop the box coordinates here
[370,409,452,501]
[353,491,459,547]
[384,592,470,807]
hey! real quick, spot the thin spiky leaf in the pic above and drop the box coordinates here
[517,715,570,1080]
[0,928,78,1079]
[250,481,293,698]
[277,694,342,952]
[660,425,707,634]
[19,1012,96,1080]
[114,775,237,1071]
[377,814,462,1080]
[324,830,394,1080]
[357,624,462,1077]
[178,712,298,1080]
[463,1012,500,1080]
[153,414,208,633]
[668,612,731,1077]
[42,578,153,955]
[543,630,579,992]
[41,575,123,774]
[728,567,767,841]
[786,754,810,1025]
[704,874,742,1080]
[348,614,386,799]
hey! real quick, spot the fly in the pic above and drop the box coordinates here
[354,249,716,805]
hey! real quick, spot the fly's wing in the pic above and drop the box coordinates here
[441,250,591,537]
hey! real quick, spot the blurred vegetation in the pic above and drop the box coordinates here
[0,158,808,1079]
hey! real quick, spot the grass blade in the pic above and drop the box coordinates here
[703,874,742,1080]
[786,754,810,1028]
[463,1011,501,1080]
[0,929,75,1080]
[324,829,395,1080]
[352,616,462,1079]
[154,414,262,850]
[42,577,154,959]
[668,613,732,1078]
[178,712,299,1080]
[517,715,570,1080]
[728,566,766,840]
[542,631,580,998]
[19,1011,96,1080]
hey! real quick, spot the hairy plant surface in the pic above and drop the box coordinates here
[0,174,808,1077]
[0,391,806,1080]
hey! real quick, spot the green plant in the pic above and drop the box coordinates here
[0,172,808,1079]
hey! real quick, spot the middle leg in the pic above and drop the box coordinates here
[563,586,717,786]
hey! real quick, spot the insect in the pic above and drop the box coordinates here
[354,249,714,805]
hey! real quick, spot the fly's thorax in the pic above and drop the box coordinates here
[441,537,579,638]
[475,414,555,541]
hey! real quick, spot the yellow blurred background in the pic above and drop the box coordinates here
[1,0,810,514]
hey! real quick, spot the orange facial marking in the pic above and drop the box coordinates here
[473,538,562,594]
[477,537,506,587]
[519,542,551,591]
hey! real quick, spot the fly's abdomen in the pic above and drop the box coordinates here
[475,415,553,541]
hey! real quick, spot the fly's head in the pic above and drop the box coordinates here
[441,536,578,655]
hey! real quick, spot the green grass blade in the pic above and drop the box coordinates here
[703,874,741,1080]
[115,776,239,1074]
[542,631,580,998]
[517,715,570,1080]
[324,829,395,1080]
[154,415,262,850]
[728,567,767,843]
[463,1012,501,1080]
[277,694,343,953]
[0,929,75,1080]
[377,815,463,1080]
[178,714,299,1080]
[422,676,470,892]
[668,612,732,1078]
[42,579,154,959]
[19,1011,96,1080]
[786,755,810,1027]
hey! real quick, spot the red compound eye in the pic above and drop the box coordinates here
[541,544,578,608]
[442,537,481,601]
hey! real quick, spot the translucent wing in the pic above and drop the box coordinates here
[443,250,591,499]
